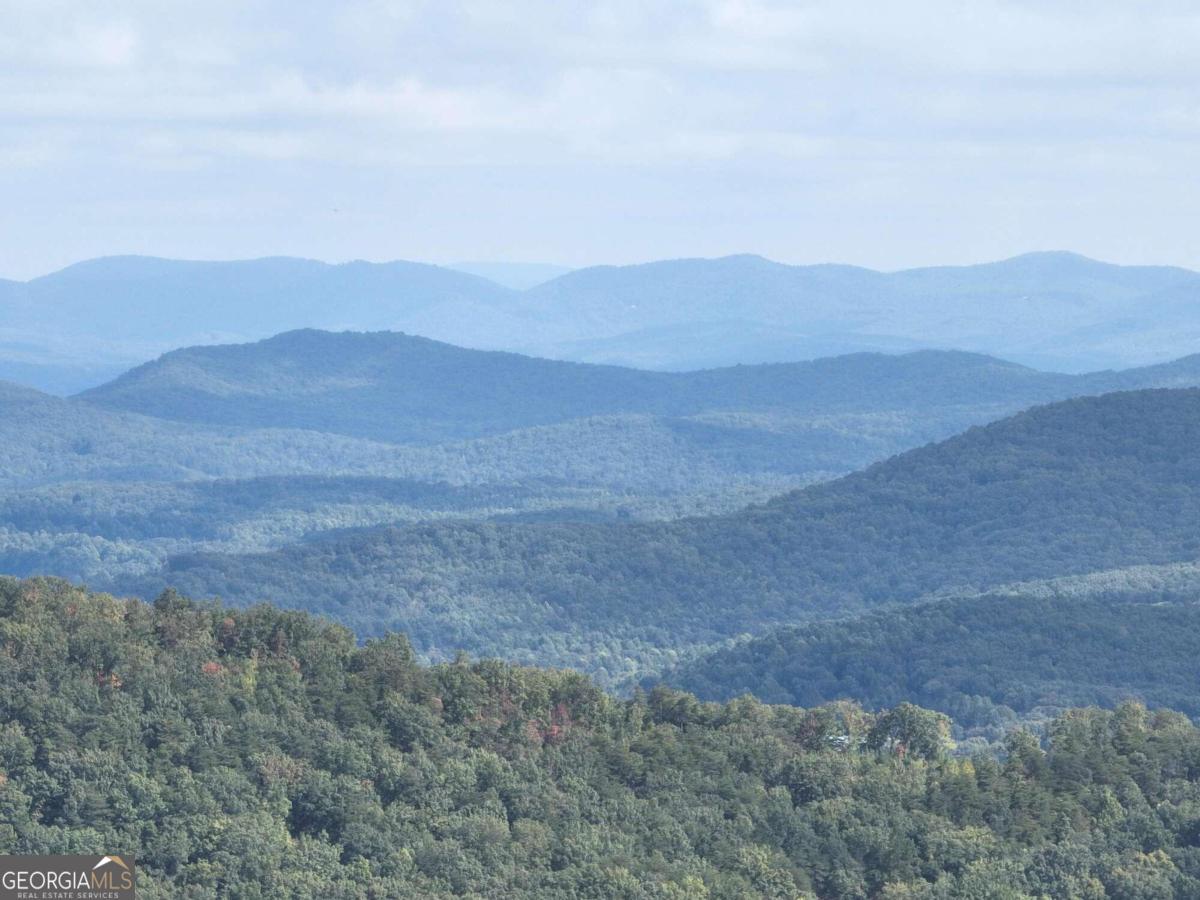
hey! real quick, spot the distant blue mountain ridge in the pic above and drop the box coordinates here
[2,251,1198,392]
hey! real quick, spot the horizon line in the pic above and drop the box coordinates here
[6,248,1198,285]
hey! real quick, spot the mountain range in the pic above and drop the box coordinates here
[7,324,1200,705]
[5,251,1200,392]
[108,387,1200,687]
[3,331,1200,598]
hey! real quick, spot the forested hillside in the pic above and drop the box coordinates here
[116,389,1200,683]
[74,332,1073,445]
[5,577,1200,898]
[0,379,421,487]
[75,329,1200,444]
[664,561,1200,727]
[79,330,673,443]
[7,336,1197,592]
[5,373,856,498]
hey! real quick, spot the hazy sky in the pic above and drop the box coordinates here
[3,1,1200,279]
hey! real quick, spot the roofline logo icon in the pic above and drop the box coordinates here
[92,856,130,871]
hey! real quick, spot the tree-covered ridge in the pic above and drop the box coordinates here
[76,329,1200,445]
[0,475,684,588]
[0,380,427,488]
[5,577,1200,898]
[123,389,1200,683]
[663,562,1200,727]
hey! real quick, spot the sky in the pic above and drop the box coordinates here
[3,0,1200,279]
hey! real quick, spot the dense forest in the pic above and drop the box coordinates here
[663,562,1200,729]
[0,379,419,487]
[117,389,1200,684]
[11,335,1200,593]
[6,577,1200,898]
[76,329,1200,444]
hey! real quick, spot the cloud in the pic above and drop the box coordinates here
[4,1,1198,160]
[1,0,1198,275]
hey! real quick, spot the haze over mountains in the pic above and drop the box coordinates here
[447,261,572,290]
[6,328,1200,632]
[5,301,1200,720]
[109,388,1200,687]
[5,250,1200,393]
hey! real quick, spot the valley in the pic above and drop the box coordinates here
[103,387,1200,688]
[6,330,1200,650]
